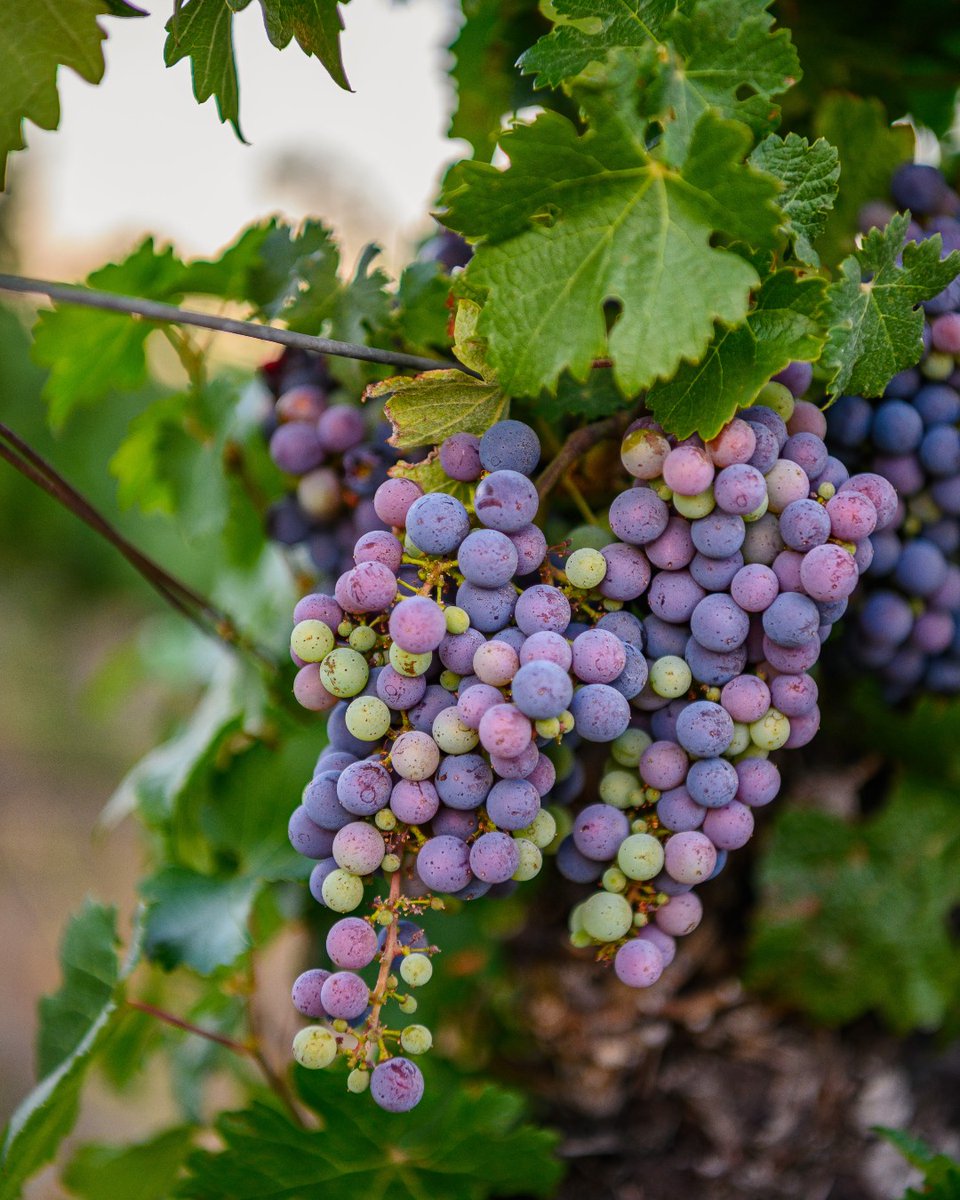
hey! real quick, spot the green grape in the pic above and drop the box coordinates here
[389,642,433,677]
[749,707,790,751]
[617,832,665,881]
[818,482,836,501]
[515,808,557,849]
[581,892,633,941]
[599,769,644,809]
[349,625,377,653]
[398,995,418,1014]
[654,481,673,501]
[565,547,607,588]
[399,1024,433,1055]
[726,721,751,756]
[631,817,649,834]
[611,727,652,767]
[375,809,397,832]
[733,744,769,763]
[568,901,587,936]
[602,598,623,612]
[400,953,433,987]
[319,648,370,698]
[548,741,574,778]
[290,619,335,663]
[650,655,692,699]
[439,669,461,692]
[924,350,954,380]
[347,1068,370,1094]
[754,381,794,420]
[444,606,470,634]
[558,710,575,735]
[633,911,649,927]
[432,708,479,754]
[536,717,561,739]
[382,853,401,873]
[545,804,572,853]
[744,495,769,523]
[404,534,425,557]
[602,866,627,892]
[345,696,392,741]
[375,910,394,927]
[292,1026,337,1070]
[512,838,542,881]
[673,487,715,519]
[570,929,593,948]
[567,523,611,553]
[338,620,354,638]
[321,869,364,913]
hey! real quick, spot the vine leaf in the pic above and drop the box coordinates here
[519,0,799,155]
[368,301,508,451]
[647,271,828,438]
[0,0,117,188]
[0,904,140,1200]
[823,214,960,399]
[258,0,353,91]
[62,1127,195,1200]
[164,0,246,139]
[749,134,840,266]
[874,1129,960,1199]
[140,868,258,975]
[441,106,782,398]
[178,1067,563,1199]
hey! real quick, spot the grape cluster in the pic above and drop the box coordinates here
[261,349,401,581]
[286,419,642,1109]
[825,163,960,699]
[557,396,891,987]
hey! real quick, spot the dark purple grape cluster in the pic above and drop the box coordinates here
[285,419,644,1109]
[825,163,960,700]
[260,349,400,581]
[557,395,889,985]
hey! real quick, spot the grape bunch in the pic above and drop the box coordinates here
[260,349,400,581]
[285,419,644,1109]
[824,163,960,699]
[555,394,893,987]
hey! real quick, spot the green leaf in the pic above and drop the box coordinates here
[442,106,782,398]
[391,261,455,357]
[140,867,258,975]
[63,1127,195,1200]
[749,134,840,266]
[813,94,913,267]
[178,1066,563,1199]
[646,271,827,438]
[258,0,352,92]
[0,905,140,1200]
[823,213,960,399]
[389,454,475,503]
[519,0,799,154]
[876,1129,960,1199]
[37,902,120,1080]
[549,368,632,420]
[747,773,960,1033]
[0,0,113,188]
[164,0,245,140]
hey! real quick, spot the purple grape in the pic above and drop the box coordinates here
[511,660,575,719]
[308,858,338,905]
[657,786,706,831]
[474,470,540,533]
[609,641,649,699]
[762,592,821,648]
[609,487,670,545]
[373,477,423,526]
[416,835,473,892]
[689,594,749,652]
[556,835,605,882]
[320,971,369,1020]
[434,753,494,809]
[782,432,828,480]
[371,1058,424,1112]
[648,570,706,623]
[337,760,392,817]
[573,803,630,861]
[377,665,428,711]
[332,821,386,874]
[458,528,519,586]
[569,683,630,742]
[646,517,696,571]
[406,492,471,555]
[690,512,746,558]
[270,421,325,474]
[354,529,404,572]
[389,596,447,653]
[432,806,480,839]
[714,464,767,515]
[640,740,689,790]
[485,778,540,830]
[571,629,627,684]
[664,831,717,884]
[335,562,398,613]
[456,581,518,632]
[390,779,441,824]
[469,831,520,883]
[409,685,457,734]
[735,758,781,806]
[439,432,483,481]
[291,968,331,1018]
[597,610,645,648]
[478,420,541,475]
[675,701,734,757]
[317,405,365,453]
[684,638,748,686]
[614,939,664,988]
[689,551,744,591]
[507,524,548,574]
[288,806,335,858]
[326,917,378,969]
[520,630,574,670]
[685,757,739,809]
[779,499,831,551]
[720,674,771,723]
[478,703,532,757]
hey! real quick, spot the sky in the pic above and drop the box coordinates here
[9,1,469,281]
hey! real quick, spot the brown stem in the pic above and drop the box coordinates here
[369,871,403,1033]
[536,408,636,501]
[126,999,250,1054]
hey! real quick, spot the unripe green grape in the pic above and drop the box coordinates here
[290,619,335,663]
[749,707,790,751]
[404,534,425,557]
[549,741,574,778]
[726,721,751,756]
[704,686,721,703]
[617,832,665,881]
[319,647,370,698]
[566,547,607,589]
[400,1024,433,1055]
[633,911,649,927]
[602,866,627,892]
[545,804,572,852]
[650,655,692,699]
[321,869,364,913]
[332,1018,348,1033]
[376,910,394,926]
[512,838,543,881]
[602,598,623,611]
[654,481,672,501]
[612,728,652,767]
[570,929,593,948]
[382,853,401,873]
[345,696,392,741]
[514,808,557,849]
[444,605,470,634]
[338,620,354,638]
[347,1068,370,1093]
[567,523,611,553]
[568,901,587,935]
[432,707,479,754]
[754,381,794,420]
[818,482,836,501]
[398,995,418,1014]
[375,809,397,832]
[400,953,433,987]
[558,710,575,735]
[581,892,633,941]
[673,487,715,519]
[349,625,377,653]
[292,1026,337,1070]
[536,717,561,739]
[744,495,769,523]
[631,817,649,834]
[389,642,433,677]
[733,744,769,763]
[923,350,954,380]
[599,769,644,809]
[439,669,461,692]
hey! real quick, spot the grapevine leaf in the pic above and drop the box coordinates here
[875,1130,960,1199]
[163,0,245,140]
[62,1127,195,1200]
[0,906,140,1200]
[37,901,120,1080]
[258,0,352,92]
[747,773,960,1033]
[749,134,840,266]
[441,107,782,397]
[140,868,258,975]
[647,271,828,438]
[813,94,913,267]
[178,1068,563,1199]
[550,369,632,420]
[519,0,800,154]
[103,1,148,13]
[391,261,455,357]
[822,214,960,399]
[389,454,474,503]
[0,0,113,188]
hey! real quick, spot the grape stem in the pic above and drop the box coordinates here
[0,422,277,672]
[535,409,636,501]
[0,272,479,378]
[368,869,403,1039]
